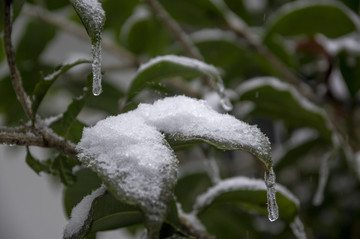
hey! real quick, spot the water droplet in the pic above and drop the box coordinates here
[91,40,102,96]
[264,167,279,222]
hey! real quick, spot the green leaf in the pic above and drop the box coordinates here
[51,84,90,141]
[125,55,226,108]
[52,155,77,186]
[120,6,170,56]
[15,21,56,66]
[194,176,299,222]
[175,171,212,212]
[264,2,359,41]
[32,59,90,114]
[159,0,223,27]
[238,77,333,142]
[338,51,360,97]
[90,193,143,232]
[25,147,51,175]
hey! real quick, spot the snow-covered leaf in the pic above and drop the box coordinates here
[237,77,333,142]
[194,176,299,222]
[125,55,232,111]
[63,185,107,239]
[264,1,359,40]
[77,95,274,233]
[70,0,105,43]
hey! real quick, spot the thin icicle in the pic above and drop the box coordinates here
[264,167,279,222]
[70,0,105,96]
[91,40,102,96]
[290,216,307,239]
[205,156,221,185]
[313,152,331,206]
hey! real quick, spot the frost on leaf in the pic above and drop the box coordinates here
[76,95,275,228]
[70,0,105,96]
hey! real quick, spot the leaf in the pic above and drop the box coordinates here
[190,29,251,81]
[237,77,333,142]
[158,0,223,27]
[51,84,90,141]
[70,0,105,43]
[193,176,299,222]
[120,5,170,56]
[25,147,51,175]
[52,155,77,186]
[15,21,56,66]
[77,95,274,234]
[338,51,360,97]
[264,1,359,41]
[125,55,230,111]
[90,193,143,232]
[32,59,90,114]
[175,171,212,212]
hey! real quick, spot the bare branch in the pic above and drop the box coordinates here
[0,126,77,159]
[3,0,34,120]
[145,0,203,60]
[22,3,139,66]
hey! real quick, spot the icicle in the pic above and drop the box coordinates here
[70,0,105,96]
[205,156,221,185]
[264,167,279,222]
[313,152,330,206]
[216,78,233,111]
[91,40,102,96]
[290,216,307,239]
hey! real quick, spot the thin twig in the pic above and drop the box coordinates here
[22,3,139,66]
[144,0,203,60]
[3,0,34,120]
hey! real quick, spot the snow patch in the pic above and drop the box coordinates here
[63,185,106,239]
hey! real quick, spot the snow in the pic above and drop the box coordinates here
[136,96,270,167]
[137,55,233,111]
[77,113,178,224]
[190,29,238,43]
[63,185,106,239]
[77,95,272,225]
[193,176,299,213]
[70,0,105,41]
[317,34,360,55]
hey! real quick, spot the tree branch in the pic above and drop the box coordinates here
[22,3,139,67]
[3,0,34,120]
[144,0,203,61]
[0,126,77,159]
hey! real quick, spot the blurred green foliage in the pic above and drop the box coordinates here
[1,0,360,238]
